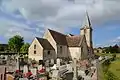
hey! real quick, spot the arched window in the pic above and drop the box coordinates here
[34,44,36,49]
[34,51,36,54]
[60,46,62,54]
[48,51,50,55]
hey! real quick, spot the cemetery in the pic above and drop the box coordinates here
[0,54,98,80]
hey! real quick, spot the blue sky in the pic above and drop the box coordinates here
[0,0,120,47]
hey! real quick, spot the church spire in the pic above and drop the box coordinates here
[82,11,92,29]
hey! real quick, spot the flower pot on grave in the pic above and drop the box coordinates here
[38,73,47,80]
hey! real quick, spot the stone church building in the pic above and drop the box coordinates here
[28,12,94,61]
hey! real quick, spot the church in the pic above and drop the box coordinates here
[28,12,94,62]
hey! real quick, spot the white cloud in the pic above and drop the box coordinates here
[0,0,120,43]
[96,36,120,47]
[1,0,120,26]
[0,18,44,42]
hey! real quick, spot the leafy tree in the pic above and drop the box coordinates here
[112,44,119,53]
[0,44,8,52]
[8,35,24,52]
[0,45,4,51]
[20,43,30,53]
[104,44,120,53]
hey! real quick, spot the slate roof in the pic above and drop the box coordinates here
[48,29,67,45]
[66,35,84,47]
[36,37,54,50]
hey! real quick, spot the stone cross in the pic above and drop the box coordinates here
[16,60,19,70]
[73,58,78,80]
[67,64,73,72]
[56,58,60,69]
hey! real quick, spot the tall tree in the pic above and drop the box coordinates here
[20,43,30,53]
[113,44,119,53]
[8,35,24,52]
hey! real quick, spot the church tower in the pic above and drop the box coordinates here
[80,11,93,50]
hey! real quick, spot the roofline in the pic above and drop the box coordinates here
[48,28,67,45]
[48,28,66,36]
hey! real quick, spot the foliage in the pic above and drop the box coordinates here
[8,35,24,52]
[0,44,8,52]
[111,54,116,61]
[109,59,120,79]
[102,59,111,67]
[105,71,119,80]
[102,59,111,72]
[102,55,120,80]
[31,59,37,64]
[20,43,30,53]
[103,44,120,53]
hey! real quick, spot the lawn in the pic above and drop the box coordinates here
[109,59,120,79]
[98,62,106,80]
[97,53,120,80]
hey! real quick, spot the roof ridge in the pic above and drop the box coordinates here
[66,35,82,38]
[36,37,46,40]
[35,37,54,50]
[48,29,66,36]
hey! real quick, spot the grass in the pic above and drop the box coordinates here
[99,63,106,80]
[109,59,120,79]
[97,53,120,80]
[95,53,120,56]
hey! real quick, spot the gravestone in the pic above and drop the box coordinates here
[45,60,49,67]
[51,64,57,70]
[56,58,60,69]
[78,70,86,77]
[31,68,37,75]
[67,64,73,72]
[50,59,54,65]
[73,58,78,80]
[52,70,59,80]
[38,65,42,70]
[16,59,19,70]
[46,67,50,72]
[23,65,28,74]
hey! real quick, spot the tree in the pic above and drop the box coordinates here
[0,44,8,52]
[20,43,30,53]
[104,44,120,53]
[8,35,24,52]
[112,44,119,53]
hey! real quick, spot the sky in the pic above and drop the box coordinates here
[0,0,120,47]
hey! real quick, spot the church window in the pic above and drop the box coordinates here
[34,44,36,49]
[81,47,83,52]
[34,51,36,54]
[48,51,50,55]
[60,46,62,54]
